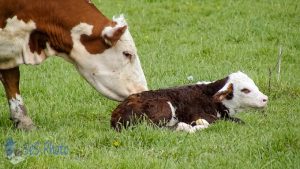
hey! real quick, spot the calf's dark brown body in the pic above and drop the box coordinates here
[111,77,242,131]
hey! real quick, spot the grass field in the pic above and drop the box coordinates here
[1,0,300,168]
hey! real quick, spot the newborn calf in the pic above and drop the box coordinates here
[111,71,268,132]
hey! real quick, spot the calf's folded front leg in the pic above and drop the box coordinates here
[176,119,210,133]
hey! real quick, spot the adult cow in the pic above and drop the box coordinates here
[0,0,148,130]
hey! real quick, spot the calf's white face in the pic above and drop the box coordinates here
[214,71,268,115]
[70,15,148,101]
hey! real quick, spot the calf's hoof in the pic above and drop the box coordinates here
[15,117,36,131]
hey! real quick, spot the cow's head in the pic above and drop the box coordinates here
[70,15,148,101]
[213,71,268,115]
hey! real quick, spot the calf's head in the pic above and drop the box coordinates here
[70,15,147,101]
[213,71,268,115]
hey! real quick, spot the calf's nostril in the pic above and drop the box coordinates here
[262,99,268,102]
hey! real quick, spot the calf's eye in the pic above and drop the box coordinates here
[241,88,251,94]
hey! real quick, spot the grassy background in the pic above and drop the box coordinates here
[1,0,299,168]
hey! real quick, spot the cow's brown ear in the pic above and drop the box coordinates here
[102,25,127,46]
[213,83,233,102]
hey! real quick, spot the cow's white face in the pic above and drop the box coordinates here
[214,71,268,115]
[70,15,147,101]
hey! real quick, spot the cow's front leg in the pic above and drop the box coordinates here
[0,67,35,131]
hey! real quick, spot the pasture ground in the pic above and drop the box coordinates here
[1,0,299,168]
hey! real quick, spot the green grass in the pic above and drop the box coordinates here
[1,0,300,168]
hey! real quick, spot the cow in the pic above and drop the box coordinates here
[111,71,268,132]
[0,0,148,131]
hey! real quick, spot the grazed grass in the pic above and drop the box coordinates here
[1,0,300,168]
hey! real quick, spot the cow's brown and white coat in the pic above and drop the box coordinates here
[0,0,148,130]
[111,72,268,133]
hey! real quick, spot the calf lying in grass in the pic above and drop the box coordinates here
[111,71,268,132]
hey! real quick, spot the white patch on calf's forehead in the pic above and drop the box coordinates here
[219,71,257,92]
[229,71,256,87]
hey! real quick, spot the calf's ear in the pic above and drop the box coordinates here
[213,83,233,102]
[102,25,127,46]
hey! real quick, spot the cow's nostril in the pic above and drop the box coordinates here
[263,99,267,102]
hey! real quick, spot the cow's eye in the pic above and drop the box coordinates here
[241,88,251,94]
[123,51,133,60]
